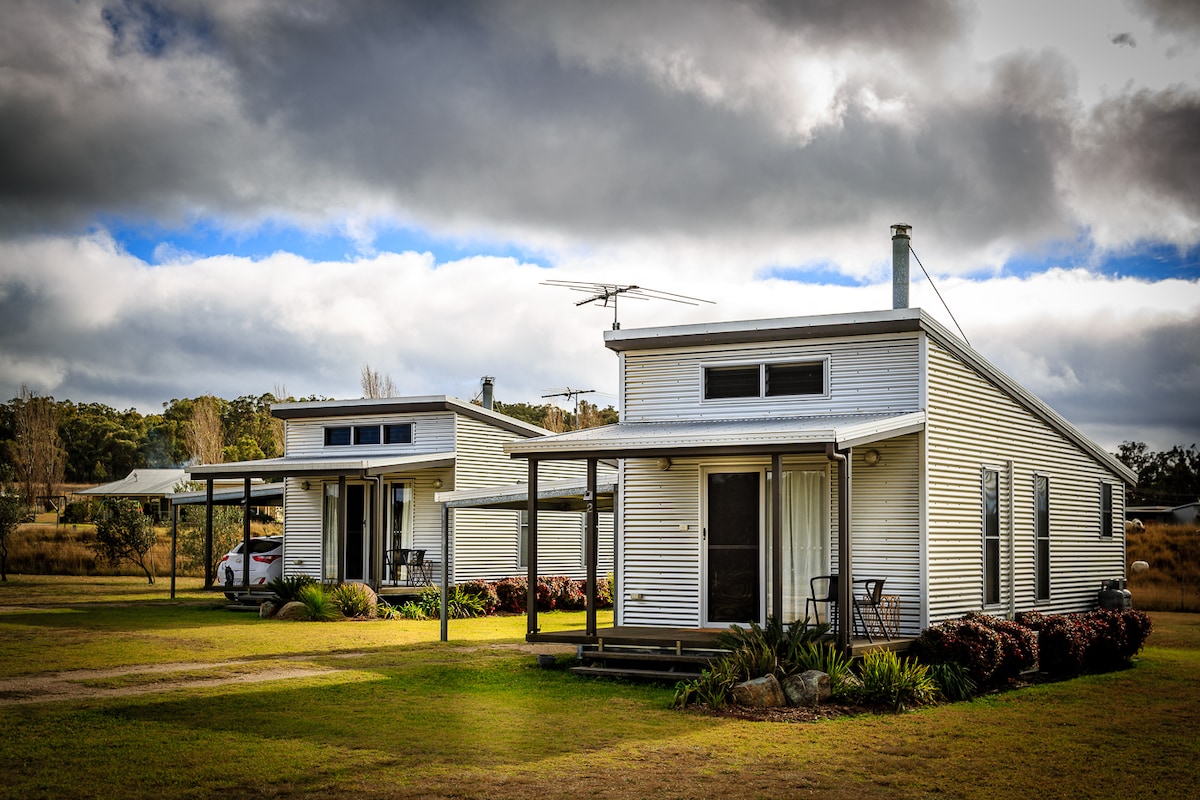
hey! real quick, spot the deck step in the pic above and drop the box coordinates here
[569,665,704,682]
[579,649,719,666]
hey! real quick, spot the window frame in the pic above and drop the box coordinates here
[324,422,415,447]
[982,467,1001,607]
[354,425,381,445]
[701,357,829,403]
[324,426,352,447]
[1034,473,1050,602]
[1100,482,1114,538]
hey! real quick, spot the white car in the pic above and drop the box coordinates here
[217,536,283,598]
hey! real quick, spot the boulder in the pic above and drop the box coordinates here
[275,600,311,621]
[731,674,786,708]
[259,600,278,619]
[782,670,831,707]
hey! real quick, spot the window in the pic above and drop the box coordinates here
[517,510,529,568]
[704,365,760,399]
[325,423,413,447]
[354,425,381,445]
[983,469,1000,606]
[703,360,826,400]
[1100,483,1113,538]
[1035,475,1050,601]
[384,423,412,444]
[766,363,824,396]
[324,427,351,446]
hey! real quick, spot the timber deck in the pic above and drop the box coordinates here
[530,625,914,658]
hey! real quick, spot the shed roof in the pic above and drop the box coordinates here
[170,483,285,507]
[269,395,550,438]
[78,469,188,497]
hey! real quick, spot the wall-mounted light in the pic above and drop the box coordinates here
[432,478,443,490]
[656,457,672,471]
[863,449,881,467]
[301,480,310,491]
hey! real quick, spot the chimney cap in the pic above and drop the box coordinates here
[891,223,912,238]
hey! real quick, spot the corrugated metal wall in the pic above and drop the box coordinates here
[925,338,1126,622]
[622,335,922,422]
[285,412,457,457]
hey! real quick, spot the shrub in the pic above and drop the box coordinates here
[1039,609,1153,677]
[268,574,318,605]
[92,499,157,584]
[854,650,939,711]
[912,617,1004,686]
[61,500,95,524]
[928,661,976,702]
[791,641,856,700]
[377,601,402,620]
[406,586,487,619]
[494,576,528,613]
[457,579,500,614]
[296,584,341,621]
[331,582,378,618]
[964,612,1038,684]
[715,616,828,673]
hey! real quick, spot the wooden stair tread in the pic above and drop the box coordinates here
[579,650,718,665]
[569,665,703,681]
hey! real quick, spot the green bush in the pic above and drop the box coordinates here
[457,579,500,614]
[792,641,856,700]
[928,661,976,702]
[296,584,342,621]
[268,574,318,604]
[331,582,378,618]
[854,650,939,711]
[61,500,95,524]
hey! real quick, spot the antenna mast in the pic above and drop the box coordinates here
[541,280,714,330]
[542,387,597,430]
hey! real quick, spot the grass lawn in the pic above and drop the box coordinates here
[2,576,1198,799]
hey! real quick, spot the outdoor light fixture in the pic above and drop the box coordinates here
[863,449,881,467]
[656,457,672,471]
[301,480,310,491]
[432,478,443,489]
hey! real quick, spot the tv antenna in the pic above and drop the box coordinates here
[542,387,596,430]
[541,280,714,330]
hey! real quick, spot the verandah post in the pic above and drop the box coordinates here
[585,457,598,637]
[526,458,539,637]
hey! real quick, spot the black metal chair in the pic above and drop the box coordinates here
[806,575,839,628]
[853,578,891,643]
[407,549,430,586]
[386,548,411,586]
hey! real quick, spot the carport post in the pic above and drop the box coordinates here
[526,459,538,637]
[771,453,783,622]
[204,479,214,588]
[585,458,598,637]
[440,503,449,642]
[170,502,178,600]
[242,477,252,594]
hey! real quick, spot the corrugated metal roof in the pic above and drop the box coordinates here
[78,469,188,497]
[436,475,618,511]
[170,483,285,506]
[187,451,456,480]
[504,412,925,458]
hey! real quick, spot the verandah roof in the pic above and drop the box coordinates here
[503,411,926,460]
[186,451,456,480]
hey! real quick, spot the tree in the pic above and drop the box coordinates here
[93,499,158,584]
[1118,442,1200,507]
[177,504,244,581]
[187,396,225,465]
[11,387,66,505]
[360,363,399,398]
[0,493,22,581]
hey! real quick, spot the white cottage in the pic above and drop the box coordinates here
[507,306,1136,651]
[189,395,611,593]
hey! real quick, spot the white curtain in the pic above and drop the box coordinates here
[781,470,826,622]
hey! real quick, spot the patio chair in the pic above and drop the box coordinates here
[853,578,891,643]
[806,575,839,629]
[386,548,411,586]
[407,549,431,586]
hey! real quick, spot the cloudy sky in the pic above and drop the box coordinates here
[1,0,1198,452]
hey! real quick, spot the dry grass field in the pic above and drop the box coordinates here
[1127,522,1200,612]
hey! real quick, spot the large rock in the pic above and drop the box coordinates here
[275,600,311,621]
[259,600,278,619]
[782,670,831,707]
[731,674,786,708]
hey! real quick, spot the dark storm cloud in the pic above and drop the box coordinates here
[1130,0,1200,34]
[0,0,1073,258]
[1073,87,1200,221]
[980,313,1200,448]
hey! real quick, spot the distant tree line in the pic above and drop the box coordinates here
[1117,442,1200,507]
[0,383,618,505]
